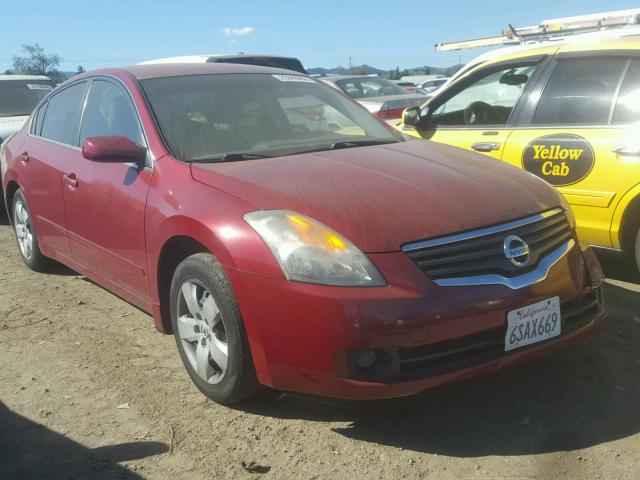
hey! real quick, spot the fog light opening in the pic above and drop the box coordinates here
[355,349,377,369]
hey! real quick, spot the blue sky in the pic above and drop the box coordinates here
[1,0,636,72]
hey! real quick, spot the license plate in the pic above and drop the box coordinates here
[505,297,561,352]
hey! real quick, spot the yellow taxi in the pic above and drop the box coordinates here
[400,35,640,271]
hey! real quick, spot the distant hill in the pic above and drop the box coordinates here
[307,64,388,76]
[307,64,463,78]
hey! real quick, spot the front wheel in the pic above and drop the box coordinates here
[635,228,640,274]
[170,253,260,404]
[12,189,50,272]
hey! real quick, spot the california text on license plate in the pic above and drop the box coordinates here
[505,297,561,352]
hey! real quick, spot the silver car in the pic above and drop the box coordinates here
[0,75,55,207]
[319,75,427,123]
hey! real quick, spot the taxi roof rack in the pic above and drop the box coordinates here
[436,8,640,52]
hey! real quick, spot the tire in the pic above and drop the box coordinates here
[170,253,260,404]
[635,228,640,274]
[12,189,50,272]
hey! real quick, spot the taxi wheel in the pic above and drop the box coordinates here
[635,229,640,274]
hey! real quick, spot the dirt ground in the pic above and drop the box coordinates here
[1,213,639,480]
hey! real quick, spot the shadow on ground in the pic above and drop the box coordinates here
[0,207,8,226]
[0,402,168,479]
[598,253,640,284]
[239,273,640,458]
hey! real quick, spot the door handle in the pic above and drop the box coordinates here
[63,173,78,188]
[18,152,29,163]
[613,146,640,157]
[471,142,500,152]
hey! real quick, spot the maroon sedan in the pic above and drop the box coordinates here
[1,64,607,404]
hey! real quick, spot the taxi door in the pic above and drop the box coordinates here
[406,57,549,161]
[501,54,640,250]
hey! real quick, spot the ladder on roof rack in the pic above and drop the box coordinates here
[436,8,640,52]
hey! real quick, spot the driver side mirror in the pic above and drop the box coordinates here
[82,136,147,165]
[402,106,422,127]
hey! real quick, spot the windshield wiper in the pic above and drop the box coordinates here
[330,139,400,150]
[288,139,402,156]
[189,153,273,163]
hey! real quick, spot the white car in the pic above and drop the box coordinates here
[138,54,307,74]
[0,75,55,144]
[0,75,55,207]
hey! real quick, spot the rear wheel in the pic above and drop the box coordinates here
[635,228,640,274]
[12,189,50,272]
[170,253,259,404]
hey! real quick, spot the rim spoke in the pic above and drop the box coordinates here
[18,203,28,223]
[15,225,26,239]
[25,238,32,258]
[209,336,228,372]
[177,315,200,342]
[181,282,202,318]
[202,293,220,326]
[195,340,214,380]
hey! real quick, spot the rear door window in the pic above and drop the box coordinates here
[532,58,627,125]
[40,82,88,146]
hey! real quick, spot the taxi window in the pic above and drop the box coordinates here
[612,60,640,124]
[429,64,537,126]
[532,58,627,126]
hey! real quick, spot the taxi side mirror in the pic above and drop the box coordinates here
[402,106,422,127]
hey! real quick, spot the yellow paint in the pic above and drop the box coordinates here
[399,35,640,252]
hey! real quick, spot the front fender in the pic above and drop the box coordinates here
[610,181,640,250]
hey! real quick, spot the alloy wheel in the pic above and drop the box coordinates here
[14,200,33,261]
[176,279,229,384]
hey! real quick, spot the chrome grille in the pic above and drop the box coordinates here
[403,209,574,289]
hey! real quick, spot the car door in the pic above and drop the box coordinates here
[502,54,640,249]
[408,58,549,161]
[63,78,152,299]
[23,81,89,259]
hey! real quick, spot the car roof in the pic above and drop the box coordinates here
[446,31,640,86]
[139,53,301,65]
[0,74,52,81]
[475,31,640,66]
[85,63,305,81]
[321,75,386,82]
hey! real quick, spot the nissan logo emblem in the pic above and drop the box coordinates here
[504,235,530,267]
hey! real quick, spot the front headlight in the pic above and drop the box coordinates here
[244,210,386,287]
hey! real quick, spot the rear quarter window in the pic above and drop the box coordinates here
[612,59,640,124]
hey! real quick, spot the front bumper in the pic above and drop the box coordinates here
[228,242,607,400]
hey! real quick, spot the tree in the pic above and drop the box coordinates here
[346,65,369,75]
[13,44,61,76]
[76,65,85,74]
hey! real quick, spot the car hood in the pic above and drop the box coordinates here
[357,93,427,109]
[190,140,562,253]
[0,116,28,141]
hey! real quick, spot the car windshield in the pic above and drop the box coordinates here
[334,77,407,98]
[141,73,402,162]
[0,79,54,117]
